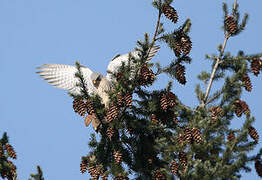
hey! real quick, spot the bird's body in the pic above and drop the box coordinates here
[36,46,160,130]
[96,76,113,108]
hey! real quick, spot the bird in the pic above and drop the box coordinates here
[36,46,160,130]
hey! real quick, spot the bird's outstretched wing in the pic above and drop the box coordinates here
[106,46,160,81]
[36,64,96,95]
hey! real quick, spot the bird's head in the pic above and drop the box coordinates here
[91,72,103,88]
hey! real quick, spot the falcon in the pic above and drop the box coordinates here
[36,46,160,130]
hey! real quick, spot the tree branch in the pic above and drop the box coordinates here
[202,34,230,107]
[146,0,162,61]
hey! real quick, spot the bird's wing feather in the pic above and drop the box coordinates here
[106,46,160,81]
[36,64,96,95]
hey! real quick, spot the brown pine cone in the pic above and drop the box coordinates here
[248,126,259,142]
[154,170,167,180]
[174,41,182,57]
[106,127,115,140]
[210,106,223,122]
[80,159,88,174]
[170,160,179,175]
[162,4,178,23]
[191,127,202,144]
[255,160,262,177]
[184,128,192,143]
[251,58,261,76]
[227,132,236,142]
[139,66,155,86]
[177,133,184,144]
[117,92,125,107]
[105,104,120,123]
[234,100,250,117]
[179,152,188,167]
[5,143,16,159]
[73,99,87,117]
[113,150,123,165]
[160,93,168,111]
[124,93,133,107]
[175,64,186,85]
[7,160,17,177]
[181,36,192,55]
[86,100,95,115]
[151,114,159,124]
[241,73,252,92]
[167,92,176,107]
[225,15,238,35]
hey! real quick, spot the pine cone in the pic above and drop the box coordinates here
[124,93,133,107]
[234,100,250,117]
[167,92,176,107]
[179,152,188,167]
[255,160,262,177]
[174,41,182,57]
[7,160,17,177]
[234,100,243,117]
[160,92,176,111]
[210,106,223,122]
[87,166,101,180]
[73,99,87,117]
[191,127,202,144]
[117,92,125,107]
[162,4,178,23]
[160,93,169,111]
[248,126,259,142]
[225,15,238,35]
[177,133,184,144]
[105,104,120,123]
[80,159,88,174]
[151,114,159,124]
[154,170,167,180]
[242,73,252,92]
[106,127,115,140]
[251,58,261,76]
[113,150,123,165]
[227,132,236,142]
[86,100,95,115]
[139,66,155,86]
[184,128,192,143]
[170,160,179,175]
[240,101,250,115]
[5,143,16,159]
[181,36,192,55]
[175,64,186,85]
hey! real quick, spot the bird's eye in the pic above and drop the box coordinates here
[93,80,96,84]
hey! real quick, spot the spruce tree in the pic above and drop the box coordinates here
[71,0,262,179]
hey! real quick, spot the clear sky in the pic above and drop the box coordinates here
[1,0,262,179]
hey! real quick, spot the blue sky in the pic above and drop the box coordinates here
[1,0,262,179]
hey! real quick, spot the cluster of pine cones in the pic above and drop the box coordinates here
[73,99,95,117]
[0,143,17,179]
